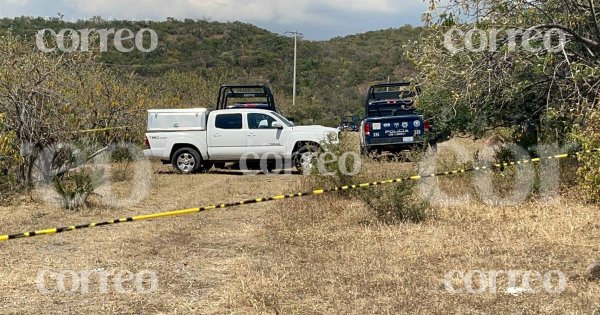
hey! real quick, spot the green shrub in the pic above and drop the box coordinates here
[0,162,19,200]
[108,144,142,182]
[308,134,361,190]
[110,144,138,163]
[571,110,600,203]
[306,135,433,223]
[359,175,433,223]
[53,168,102,210]
[0,114,20,199]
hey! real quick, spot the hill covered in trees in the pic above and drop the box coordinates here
[0,17,424,124]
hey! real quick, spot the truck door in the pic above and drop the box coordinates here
[208,113,247,160]
[245,112,286,159]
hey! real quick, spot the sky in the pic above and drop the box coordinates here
[0,0,428,40]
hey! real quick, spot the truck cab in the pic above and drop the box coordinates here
[360,82,431,155]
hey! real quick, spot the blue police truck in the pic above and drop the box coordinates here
[360,82,431,155]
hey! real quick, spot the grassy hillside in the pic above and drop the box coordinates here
[0,17,424,125]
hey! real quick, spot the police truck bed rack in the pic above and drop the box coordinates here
[216,84,277,112]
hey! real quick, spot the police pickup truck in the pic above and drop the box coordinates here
[359,82,431,155]
[144,85,338,173]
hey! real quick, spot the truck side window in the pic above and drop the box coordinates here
[248,113,276,129]
[215,114,242,129]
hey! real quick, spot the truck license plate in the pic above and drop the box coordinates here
[403,137,414,142]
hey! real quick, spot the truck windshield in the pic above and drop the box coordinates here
[368,105,414,117]
[271,112,294,127]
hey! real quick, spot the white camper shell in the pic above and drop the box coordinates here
[147,108,209,131]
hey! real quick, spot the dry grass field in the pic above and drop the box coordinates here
[0,137,598,314]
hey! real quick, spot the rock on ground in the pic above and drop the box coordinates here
[584,262,600,281]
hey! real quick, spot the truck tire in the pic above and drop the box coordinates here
[202,161,214,172]
[172,147,203,174]
[264,160,278,173]
[361,145,377,157]
[293,144,318,173]
[429,141,438,154]
[361,145,370,156]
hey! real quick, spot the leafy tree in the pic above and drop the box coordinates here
[413,0,600,143]
[0,32,148,189]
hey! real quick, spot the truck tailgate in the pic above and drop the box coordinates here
[366,115,425,144]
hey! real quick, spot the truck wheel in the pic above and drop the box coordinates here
[361,145,376,157]
[429,141,438,154]
[360,146,370,156]
[172,148,202,174]
[293,145,318,173]
[201,161,214,173]
[265,160,278,173]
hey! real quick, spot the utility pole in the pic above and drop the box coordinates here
[285,31,303,108]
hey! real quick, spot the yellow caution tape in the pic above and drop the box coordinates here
[73,126,130,133]
[0,148,598,242]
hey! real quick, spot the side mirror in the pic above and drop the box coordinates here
[272,121,284,129]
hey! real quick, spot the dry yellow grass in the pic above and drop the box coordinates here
[0,137,598,314]
[228,196,599,314]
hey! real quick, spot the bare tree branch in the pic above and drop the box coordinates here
[526,23,600,48]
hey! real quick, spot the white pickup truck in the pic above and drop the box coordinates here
[144,108,339,173]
